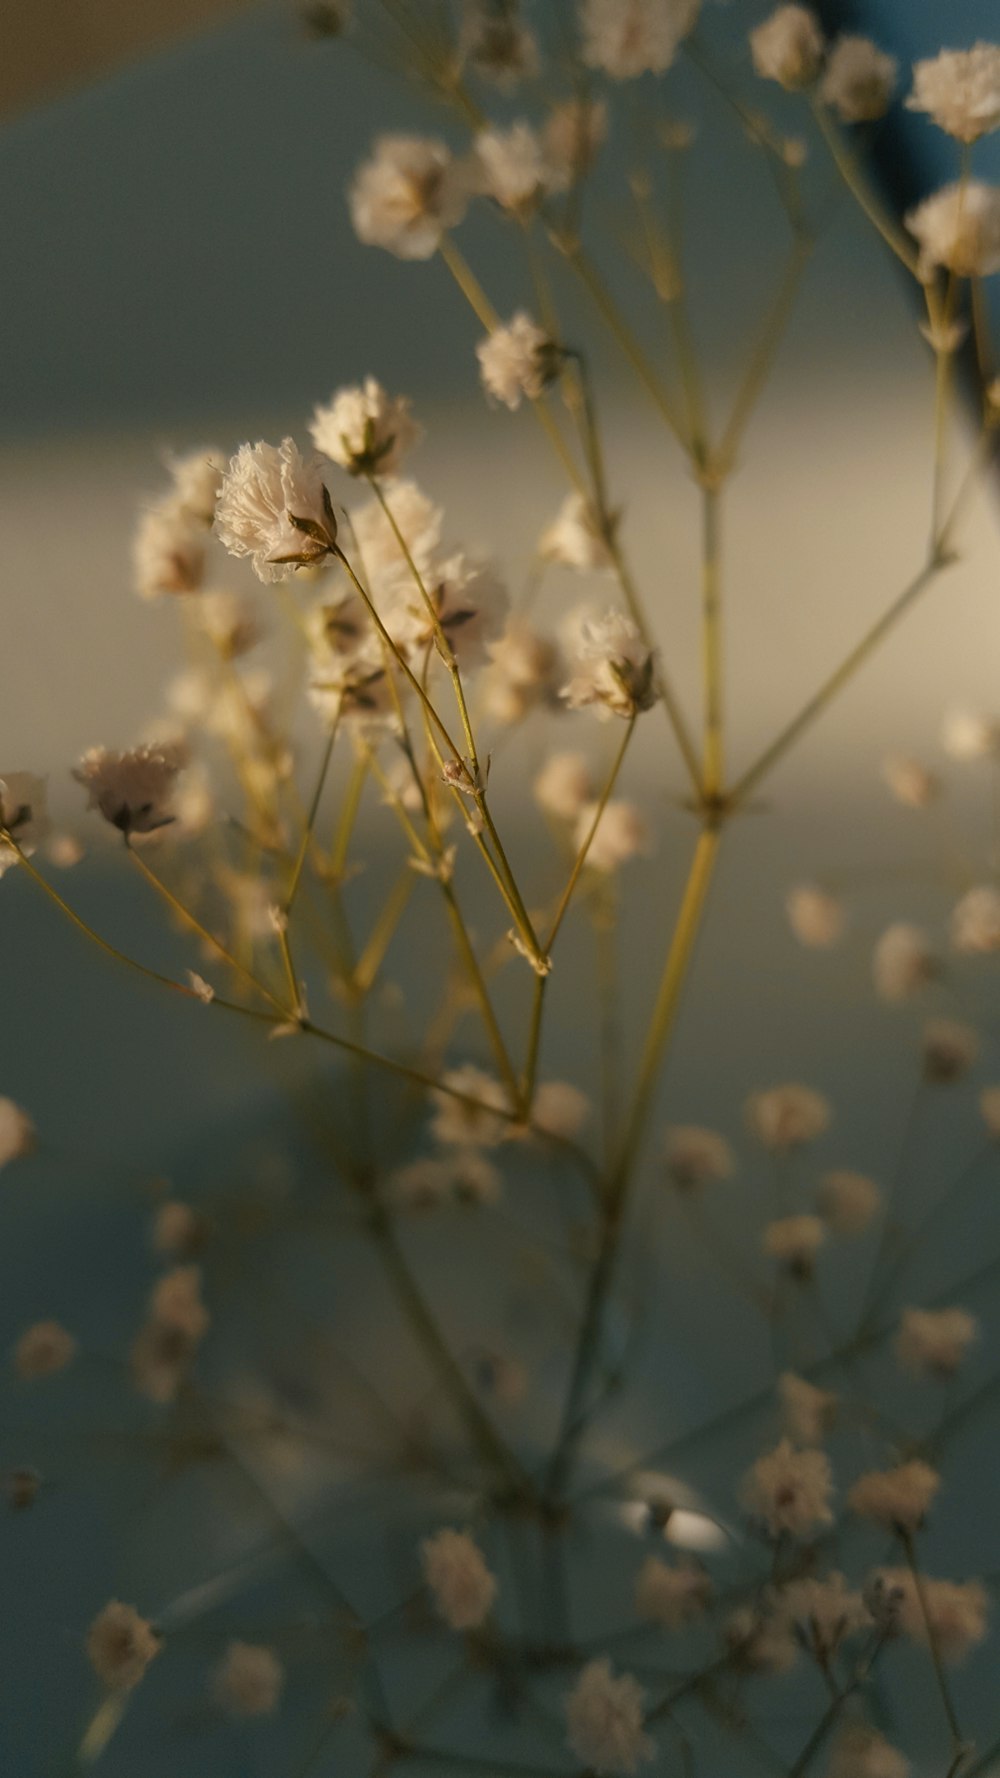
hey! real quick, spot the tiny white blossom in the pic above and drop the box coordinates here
[481,618,558,722]
[527,1081,591,1140]
[775,1574,869,1661]
[848,1460,941,1531]
[634,1555,711,1629]
[750,5,824,91]
[74,744,185,836]
[386,552,509,670]
[458,3,540,88]
[873,923,936,1002]
[534,751,593,822]
[817,1169,880,1234]
[0,1097,35,1168]
[942,708,1000,760]
[310,378,419,477]
[762,1214,826,1277]
[562,608,658,719]
[778,1371,837,1446]
[475,121,550,211]
[167,445,224,522]
[565,1658,653,1776]
[544,98,609,189]
[882,754,940,807]
[580,0,700,82]
[869,1567,988,1662]
[541,492,614,569]
[350,135,471,259]
[196,590,260,660]
[575,799,649,873]
[907,44,1000,144]
[906,181,1000,278]
[86,1601,161,1691]
[896,1305,978,1378]
[421,1527,497,1630]
[745,1083,831,1150]
[213,1641,284,1717]
[432,1065,511,1148]
[951,884,1000,953]
[476,312,558,410]
[0,773,49,876]
[821,35,897,121]
[132,496,207,600]
[187,972,215,1004]
[742,1439,834,1538]
[664,1125,734,1190]
[350,478,443,580]
[786,884,844,948]
[215,439,335,582]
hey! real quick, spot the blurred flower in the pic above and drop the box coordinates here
[907,44,1000,143]
[565,1657,653,1775]
[74,744,185,836]
[13,1320,76,1380]
[821,36,897,122]
[786,884,844,948]
[476,313,559,409]
[213,1641,284,1717]
[86,1602,161,1691]
[951,884,1000,953]
[817,1169,880,1235]
[742,1439,834,1537]
[562,609,658,719]
[664,1125,734,1190]
[873,924,936,1002]
[421,1528,497,1629]
[750,5,824,91]
[634,1555,711,1629]
[575,799,649,872]
[906,182,1000,278]
[0,1098,35,1168]
[922,1018,977,1083]
[580,0,700,81]
[310,378,419,477]
[778,1371,837,1446]
[848,1461,941,1531]
[0,772,49,875]
[541,493,614,569]
[896,1306,978,1378]
[745,1084,830,1150]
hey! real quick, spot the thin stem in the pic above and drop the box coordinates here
[124,842,290,1016]
[900,1528,968,1757]
[560,236,691,450]
[545,716,637,952]
[717,233,813,471]
[700,482,724,799]
[809,96,921,279]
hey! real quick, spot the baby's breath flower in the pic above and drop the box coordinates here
[481,618,558,723]
[980,1084,1000,1136]
[544,98,609,189]
[196,590,260,660]
[664,1125,734,1190]
[349,135,471,259]
[458,3,540,89]
[87,1601,162,1691]
[526,1081,591,1141]
[215,439,335,582]
[848,1460,941,1531]
[922,1017,977,1083]
[386,552,508,670]
[742,1439,834,1538]
[132,497,207,600]
[0,772,49,874]
[820,35,897,121]
[213,1641,285,1717]
[817,1169,880,1235]
[725,1605,799,1673]
[476,313,559,409]
[534,751,593,822]
[541,492,614,569]
[149,1265,210,1340]
[580,0,700,82]
[762,1214,826,1278]
[951,884,1000,953]
[475,121,550,212]
[873,923,936,1002]
[634,1555,711,1629]
[745,1083,831,1150]
[565,1658,653,1776]
[310,378,419,477]
[750,5,824,91]
[906,182,1000,278]
[167,446,224,523]
[869,1567,988,1661]
[0,1097,35,1168]
[447,1148,504,1206]
[432,1065,511,1148]
[349,478,443,586]
[151,1200,205,1258]
[13,1320,76,1380]
[74,743,185,836]
[907,44,1000,143]
[882,754,940,807]
[775,1573,869,1661]
[421,1527,497,1630]
[896,1306,978,1379]
[562,609,658,719]
[828,1724,910,1778]
[575,799,648,873]
[786,884,844,948]
[778,1371,837,1446]
[942,708,1000,760]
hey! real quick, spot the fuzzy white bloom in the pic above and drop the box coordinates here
[575,799,648,873]
[741,1439,834,1537]
[151,1200,204,1259]
[817,1169,880,1235]
[634,1555,711,1629]
[193,591,259,663]
[565,1658,653,1776]
[421,1527,497,1629]
[544,98,609,189]
[167,445,224,522]
[906,181,1000,278]
[873,923,936,1002]
[762,1214,826,1276]
[942,708,1000,760]
[350,478,443,581]
[0,772,49,876]
[481,618,558,723]
[750,5,824,90]
[74,744,185,836]
[745,1083,831,1150]
[895,1305,978,1378]
[848,1460,941,1531]
[0,1097,35,1168]
[386,552,508,670]
[215,439,334,582]
[13,1320,76,1380]
[907,44,1000,144]
[562,609,658,719]
[541,492,614,570]
[310,378,419,478]
[431,1065,511,1148]
[534,751,593,822]
[786,884,844,948]
[778,1371,837,1446]
[87,1601,161,1691]
[580,0,700,82]
[725,1606,799,1674]
[349,135,471,259]
[132,497,207,600]
[980,1084,1000,1136]
[526,1081,591,1141]
[951,884,1000,953]
[869,1567,988,1662]
[476,313,557,410]
[475,121,550,211]
[149,1265,210,1341]
[775,1573,869,1661]
[922,1017,978,1083]
[664,1124,734,1190]
[881,754,940,807]
[459,3,540,88]
[213,1641,284,1717]
[828,1724,910,1778]
[820,35,897,121]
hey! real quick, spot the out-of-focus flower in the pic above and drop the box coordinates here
[786,884,844,948]
[906,182,1000,278]
[534,751,593,822]
[475,121,550,212]
[778,1371,837,1445]
[896,1306,978,1378]
[821,35,897,121]
[775,1573,869,1661]
[575,799,649,872]
[745,1084,830,1150]
[458,2,540,88]
[132,498,207,600]
[310,378,419,477]
[581,0,700,82]
[476,313,559,409]
[873,924,936,1002]
[421,1528,497,1629]
[562,609,658,719]
[213,1641,284,1717]
[431,1065,511,1148]
[544,98,608,189]
[828,1724,910,1778]
[869,1567,988,1661]
[942,708,1000,760]
[750,5,824,90]
[951,884,1000,953]
[742,1440,834,1538]
[848,1461,941,1531]
[634,1555,711,1629]
[817,1169,880,1234]
[74,744,185,837]
[87,1601,161,1691]
[349,135,471,259]
[565,1657,653,1775]
[0,1098,35,1169]
[13,1320,76,1380]
[922,1017,977,1083]
[907,45,1000,144]
[541,493,614,570]
[762,1214,826,1278]
[882,754,940,807]
[664,1125,734,1190]
[0,773,49,876]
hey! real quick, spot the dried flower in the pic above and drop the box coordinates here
[196,590,260,660]
[387,552,509,670]
[562,609,658,719]
[475,121,550,212]
[534,751,593,822]
[634,1555,711,1629]
[151,1200,205,1258]
[310,378,419,477]
[580,0,700,82]
[523,1081,591,1141]
[817,1169,880,1235]
[873,923,936,1002]
[742,1439,834,1538]
[828,1724,910,1778]
[74,743,184,836]
[821,35,897,122]
[951,884,1000,953]
[786,884,844,948]
[882,754,940,807]
[215,439,335,582]
[848,1460,941,1531]
[431,1065,511,1148]
[213,1641,285,1717]
[13,1320,76,1380]
[906,181,1000,278]
[0,1097,36,1168]
[0,772,49,874]
[778,1371,838,1445]
[149,1264,210,1341]
[421,1527,497,1630]
[922,1017,977,1083]
[565,1658,653,1775]
[725,1605,799,1673]
[575,800,649,872]
[750,5,825,91]
[544,98,608,189]
[775,1573,869,1661]
[350,135,471,259]
[745,1084,831,1150]
[907,44,1000,143]
[166,445,224,522]
[481,618,558,722]
[476,313,559,409]
[664,1125,734,1190]
[762,1214,826,1278]
[869,1567,988,1662]
[541,492,615,570]
[132,497,207,600]
[458,3,540,88]
[350,477,443,580]
[896,1306,978,1378]
[86,1601,161,1690]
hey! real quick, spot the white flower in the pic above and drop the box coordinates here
[895,1305,978,1378]
[634,1556,711,1629]
[580,0,701,82]
[873,923,936,1001]
[386,552,509,670]
[475,121,550,211]
[132,496,207,600]
[749,5,824,90]
[821,35,897,122]
[476,312,558,410]
[741,1439,834,1538]
[310,378,419,477]
[777,1371,837,1446]
[725,1606,799,1674]
[421,1528,497,1630]
[907,45,1000,144]
[0,773,49,876]
[166,445,224,522]
[541,491,614,569]
[13,1320,76,1380]
[775,1574,869,1661]
[481,619,558,722]
[951,884,1000,953]
[0,1097,35,1168]
[349,478,443,580]
[786,884,844,948]
[544,98,609,190]
[74,744,185,836]
[349,135,471,259]
[431,1065,511,1147]
[527,1081,591,1140]
[828,1725,910,1778]
[906,181,1000,278]
[215,439,335,582]
[882,754,940,807]
[565,1658,653,1776]
[458,4,540,88]
[922,1017,977,1082]
[562,608,658,719]
[745,1083,830,1150]
[534,751,593,822]
[942,708,1000,760]
[869,1567,988,1662]
[762,1214,826,1276]
[575,800,648,873]
[848,1460,941,1531]
[86,1601,161,1691]
[149,1265,210,1340]
[664,1125,734,1190]
[817,1169,880,1234]
[196,590,260,660]
[213,1641,284,1717]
